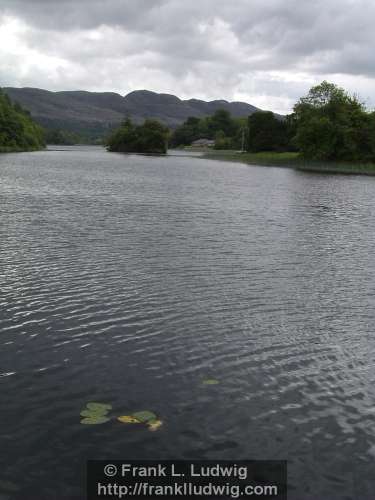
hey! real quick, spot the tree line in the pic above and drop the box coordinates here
[3,81,375,162]
[169,81,375,162]
[0,88,45,152]
[44,129,91,145]
[169,110,247,150]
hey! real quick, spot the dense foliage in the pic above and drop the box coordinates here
[170,110,247,150]
[44,129,88,145]
[42,120,108,144]
[246,82,375,161]
[0,89,45,152]
[247,111,292,152]
[293,81,375,161]
[107,118,169,154]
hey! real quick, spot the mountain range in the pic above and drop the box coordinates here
[4,87,263,139]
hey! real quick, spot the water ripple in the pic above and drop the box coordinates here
[1,147,375,498]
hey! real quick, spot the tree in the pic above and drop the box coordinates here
[44,128,84,145]
[169,116,201,147]
[136,119,169,154]
[0,89,45,152]
[107,118,169,154]
[214,130,232,150]
[207,109,238,137]
[170,109,240,147]
[292,81,375,161]
[247,111,288,152]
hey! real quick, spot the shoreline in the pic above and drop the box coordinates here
[186,148,375,176]
[0,146,45,153]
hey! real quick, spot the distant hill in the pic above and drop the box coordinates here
[3,87,265,140]
[121,90,260,126]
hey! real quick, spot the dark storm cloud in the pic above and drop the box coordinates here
[0,0,166,30]
[1,0,375,113]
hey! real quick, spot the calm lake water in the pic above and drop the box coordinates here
[1,146,375,499]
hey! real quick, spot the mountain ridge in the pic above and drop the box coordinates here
[3,86,268,139]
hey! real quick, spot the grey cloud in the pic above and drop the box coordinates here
[0,0,167,31]
[1,0,375,114]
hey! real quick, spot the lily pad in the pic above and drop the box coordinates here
[117,415,141,424]
[80,409,107,418]
[80,416,111,425]
[132,410,157,423]
[147,419,163,432]
[86,402,112,412]
[202,378,219,385]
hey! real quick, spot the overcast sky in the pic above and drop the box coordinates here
[0,0,374,114]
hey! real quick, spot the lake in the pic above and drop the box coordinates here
[1,146,375,499]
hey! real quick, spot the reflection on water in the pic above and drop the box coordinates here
[1,146,375,499]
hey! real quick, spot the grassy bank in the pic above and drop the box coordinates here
[196,148,375,175]
[201,149,300,167]
[295,161,375,175]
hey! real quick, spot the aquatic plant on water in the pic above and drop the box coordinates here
[80,402,112,425]
[117,410,163,431]
[79,402,163,431]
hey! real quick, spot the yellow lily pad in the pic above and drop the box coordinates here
[117,415,141,424]
[147,419,163,432]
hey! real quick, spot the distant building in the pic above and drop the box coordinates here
[191,138,215,147]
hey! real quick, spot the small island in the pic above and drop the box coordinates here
[106,118,169,154]
[0,88,45,153]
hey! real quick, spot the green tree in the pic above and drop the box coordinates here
[213,130,232,149]
[293,81,374,161]
[169,116,201,147]
[170,109,240,147]
[247,111,288,152]
[44,128,84,145]
[0,89,45,152]
[207,109,238,137]
[136,119,169,153]
[107,118,169,154]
